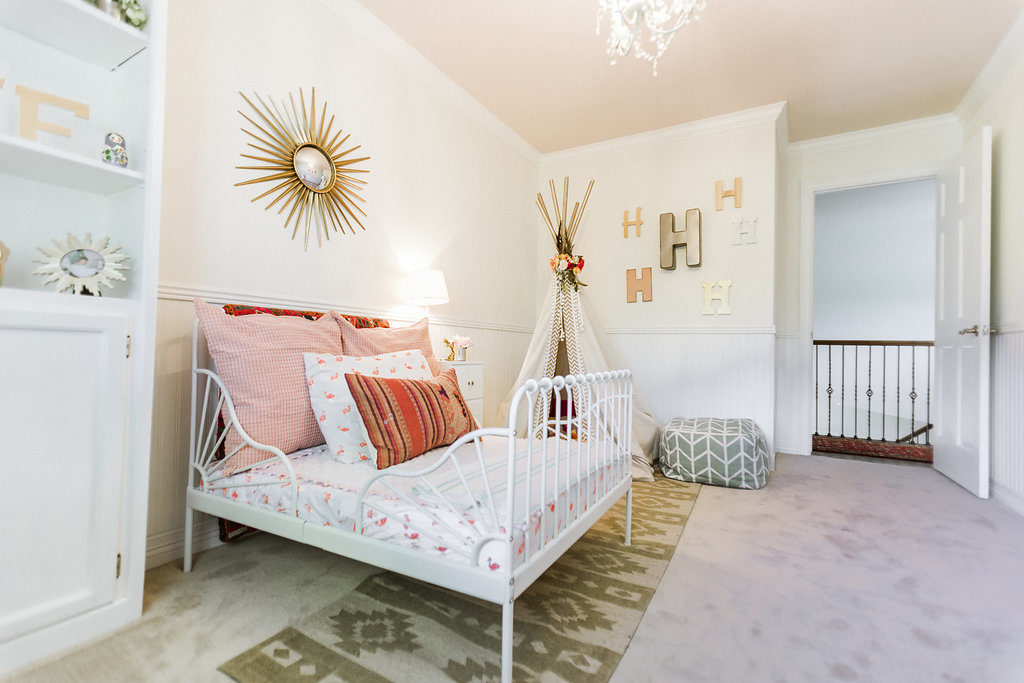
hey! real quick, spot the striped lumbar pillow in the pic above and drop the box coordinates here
[345,369,478,468]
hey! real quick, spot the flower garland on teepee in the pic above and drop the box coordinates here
[536,177,595,291]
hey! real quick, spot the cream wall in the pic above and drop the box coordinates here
[539,106,783,449]
[959,13,1024,514]
[147,0,540,566]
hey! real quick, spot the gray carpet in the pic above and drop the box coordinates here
[9,453,1024,682]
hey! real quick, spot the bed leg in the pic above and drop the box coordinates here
[501,600,514,683]
[624,487,633,547]
[183,506,194,573]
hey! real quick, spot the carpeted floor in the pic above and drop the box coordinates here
[219,475,699,682]
[9,453,1024,682]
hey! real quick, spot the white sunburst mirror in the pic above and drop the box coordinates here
[34,233,130,295]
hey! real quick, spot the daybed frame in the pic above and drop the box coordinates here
[183,319,634,682]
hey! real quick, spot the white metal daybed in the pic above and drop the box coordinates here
[183,319,634,682]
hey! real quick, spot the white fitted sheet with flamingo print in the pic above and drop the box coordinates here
[208,435,620,573]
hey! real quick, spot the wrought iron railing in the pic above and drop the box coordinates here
[813,340,933,446]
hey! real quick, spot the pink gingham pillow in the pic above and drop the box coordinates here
[334,313,442,376]
[194,299,344,473]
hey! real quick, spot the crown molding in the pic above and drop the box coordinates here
[316,0,541,167]
[604,325,776,335]
[955,8,1024,126]
[157,282,534,334]
[785,114,961,159]
[540,102,788,167]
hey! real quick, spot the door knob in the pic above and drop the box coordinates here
[959,324,979,336]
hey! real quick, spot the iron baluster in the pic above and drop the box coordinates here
[910,347,918,443]
[926,346,932,446]
[814,345,820,437]
[841,345,846,437]
[896,346,901,444]
[866,347,872,439]
[881,346,886,442]
[826,345,833,436]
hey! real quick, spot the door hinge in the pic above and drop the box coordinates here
[126,334,132,359]
[116,553,122,579]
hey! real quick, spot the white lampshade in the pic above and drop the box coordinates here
[407,269,449,306]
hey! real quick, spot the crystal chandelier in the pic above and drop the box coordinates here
[596,0,706,75]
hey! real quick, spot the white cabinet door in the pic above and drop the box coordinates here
[0,309,128,643]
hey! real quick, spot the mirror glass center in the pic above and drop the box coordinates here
[293,145,335,192]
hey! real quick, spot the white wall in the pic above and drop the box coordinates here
[774,118,961,454]
[539,105,783,450]
[958,12,1024,514]
[813,179,936,341]
[147,0,540,567]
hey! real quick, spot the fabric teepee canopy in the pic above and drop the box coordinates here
[500,178,660,481]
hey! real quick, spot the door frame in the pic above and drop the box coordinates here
[796,165,943,455]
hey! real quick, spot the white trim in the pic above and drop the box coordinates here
[792,166,945,460]
[991,481,1024,518]
[145,521,221,570]
[540,102,787,167]
[955,9,1024,126]
[156,283,534,334]
[604,326,776,335]
[786,115,961,158]
[316,0,540,166]
[993,322,1024,335]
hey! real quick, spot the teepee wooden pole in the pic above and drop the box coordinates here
[572,179,595,238]
[562,177,569,227]
[548,179,560,236]
[536,195,556,241]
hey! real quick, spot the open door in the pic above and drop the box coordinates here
[933,126,992,497]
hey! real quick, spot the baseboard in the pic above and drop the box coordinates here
[991,481,1024,518]
[145,520,223,570]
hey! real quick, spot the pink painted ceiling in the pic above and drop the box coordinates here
[354,0,1024,152]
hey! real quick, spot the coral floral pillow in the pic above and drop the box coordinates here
[303,350,432,464]
[193,298,345,473]
[334,313,442,376]
[345,369,479,469]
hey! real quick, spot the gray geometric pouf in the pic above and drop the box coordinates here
[660,417,770,489]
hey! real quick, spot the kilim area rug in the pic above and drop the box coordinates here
[220,474,699,682]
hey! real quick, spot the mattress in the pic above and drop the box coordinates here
[206,435,625,572]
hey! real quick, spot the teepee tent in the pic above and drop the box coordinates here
[500,178,660,481]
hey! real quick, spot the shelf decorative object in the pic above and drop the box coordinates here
[0,241,9,286]
[102,132,128,167]
[236,88,370,250]
[34,233,130,295]
[443,335,472,362]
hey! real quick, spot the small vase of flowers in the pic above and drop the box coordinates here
[443,335,472,361]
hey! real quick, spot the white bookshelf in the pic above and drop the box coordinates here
[0,0,165,676]
[0,134,145,194]
[0,0,148,69]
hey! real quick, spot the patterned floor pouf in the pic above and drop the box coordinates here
[660,417,771,489]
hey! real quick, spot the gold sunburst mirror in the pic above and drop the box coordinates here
[236,88,369,250]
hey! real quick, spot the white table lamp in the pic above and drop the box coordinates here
[407,269,449,315]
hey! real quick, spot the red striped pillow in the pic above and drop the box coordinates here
[345,369,479,468]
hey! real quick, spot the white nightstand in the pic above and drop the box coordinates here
[440,360,484,425]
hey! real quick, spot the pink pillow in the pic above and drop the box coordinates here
[333,313,441,376]
[194,299,344,473]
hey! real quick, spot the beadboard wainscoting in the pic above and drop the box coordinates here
[603,328,776,454]
[775,334,812,455]
[991,328,1024,516]
[146,291,532,569]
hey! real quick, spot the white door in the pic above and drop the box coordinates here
[933,126,992,497]
[0,309,129,643]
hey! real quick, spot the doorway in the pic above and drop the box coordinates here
[811,178,937,461]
